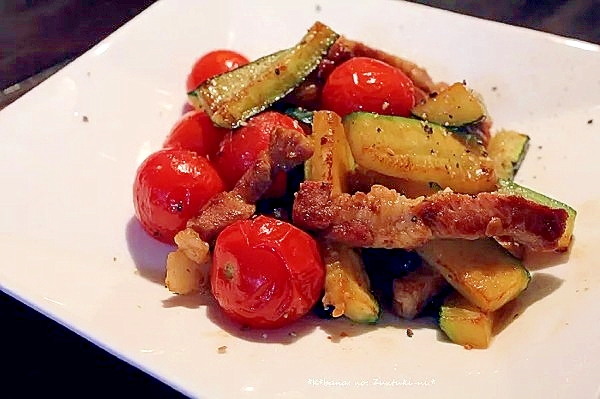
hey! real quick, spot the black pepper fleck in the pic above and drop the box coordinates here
[423,125,433,135]
[406,328,414,337]
[376,127,381,133]
[315,4,321,12]
[588,119,593,124]
[411,216,418,223]
[491,86,497,91]
[275,68,280,76]
[82,115,89,122]
[428,91,438,98]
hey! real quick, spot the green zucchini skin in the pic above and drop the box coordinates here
[439,291,494,349]
[417,239,530,313]
[187,50,285,113]
[343,112,497,194]
[284,107,314,125]
[488,130,530,180]
[188,22,338,129]
[305,111,380,324]
[321,242,381,324]
[411,82,487,127]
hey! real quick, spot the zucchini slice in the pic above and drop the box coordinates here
[188,22,338,128]
[304,110,354,196]
[411,82,487,127]
[488,130,530,180]
[306,111,379,323]
[417,238,531,312]
[321,241,381,324]
[498,180,576,251]
[343,112,498,194]
[439,291,494,349]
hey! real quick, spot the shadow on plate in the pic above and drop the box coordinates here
[523,237,574,271]
[204,302,439,345]
[434,272,564,347]
[319,312,437,343]
[125,216,174,285]
[125,215,565,348]
[492,272,564,335]
[203,301,322,344]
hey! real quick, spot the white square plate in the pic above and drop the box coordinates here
[1,0,599,397]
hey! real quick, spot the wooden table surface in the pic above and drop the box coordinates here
[1,1,599,397]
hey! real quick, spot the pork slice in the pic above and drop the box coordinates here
[292,182,570,251]
[186,191,255,242]
[187,127,314,242]
[232,126,314,203]
[392,263,448,319]
[293,182,431,248]
[418,190,569,251]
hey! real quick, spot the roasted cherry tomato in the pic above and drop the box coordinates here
[163,110,227,159]
[212,111,304,196]
[133,149,225,243]
[211,215,325,329]
[321,57,416,117]
[186,50,249,92]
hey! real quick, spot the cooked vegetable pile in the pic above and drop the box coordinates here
[132,22,576,349]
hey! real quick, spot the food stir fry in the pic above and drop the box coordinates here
[132,22,576,349]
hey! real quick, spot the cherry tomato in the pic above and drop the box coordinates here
[186,50,249,92]
[133,149,225,243]
[163,110,227,159]
[212,111,304,196]
[321,57,416,117]
[211,215,325,328]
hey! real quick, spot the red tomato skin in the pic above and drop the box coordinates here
[186,50,249,92]
[321,57,416,117]
[211,215,325,329]
[133,149,225,243]
[212,111,304,195]
[163,110,227,160]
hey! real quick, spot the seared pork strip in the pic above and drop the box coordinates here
[292,181,570,252]
[392,263,448,319]
[187,127,314,242]
[419,189,568,251]
[293,181,432,248]
[186,191,255,242]
[233,126,314,203]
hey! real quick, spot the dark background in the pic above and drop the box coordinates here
[1,0,599,397]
